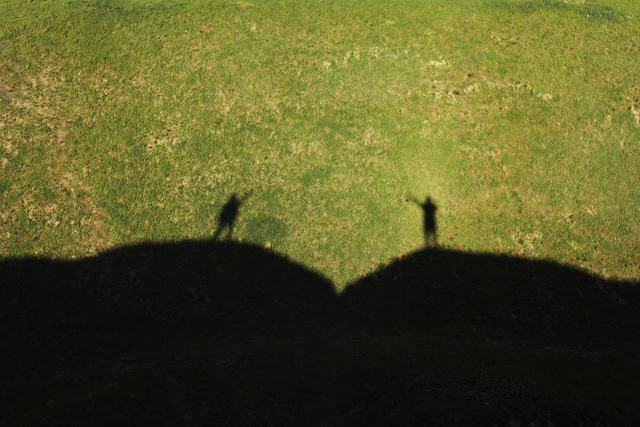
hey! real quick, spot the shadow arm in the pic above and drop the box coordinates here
[404,194,421,205]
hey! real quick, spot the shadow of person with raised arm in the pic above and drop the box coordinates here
[406,194,438,248]
[213,191,252,241]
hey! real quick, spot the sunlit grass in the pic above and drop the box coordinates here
[1,0,639,287]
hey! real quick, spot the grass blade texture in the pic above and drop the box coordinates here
[1,0,639,285]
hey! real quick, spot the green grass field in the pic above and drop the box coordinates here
[2,1,640,424]
[1,0,639,287]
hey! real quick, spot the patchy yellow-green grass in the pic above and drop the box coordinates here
[1,0,639,287]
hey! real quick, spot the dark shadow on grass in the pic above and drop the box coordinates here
[406,194,439,248]
[490,0,622,21]
[2,242,639,425]
[0,241,338,367]
[341,248,640,346]
[213,191,253,241]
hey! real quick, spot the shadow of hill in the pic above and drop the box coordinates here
[3,243,640,425]
[1,241,337,363]
[3,243,639,355]
[342,248,640,347]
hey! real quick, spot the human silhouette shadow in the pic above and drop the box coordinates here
[406,194,438,247]
[213,192,252,241]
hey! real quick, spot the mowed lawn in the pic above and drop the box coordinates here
[1,0,639,287]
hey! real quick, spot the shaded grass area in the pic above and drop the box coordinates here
[1,0,639,288]
[2,242,639,425]
[491,0,624,20]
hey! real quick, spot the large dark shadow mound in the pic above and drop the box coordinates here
[1,241,337,365]
[342,248,639,347]
[3,244,640,425]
